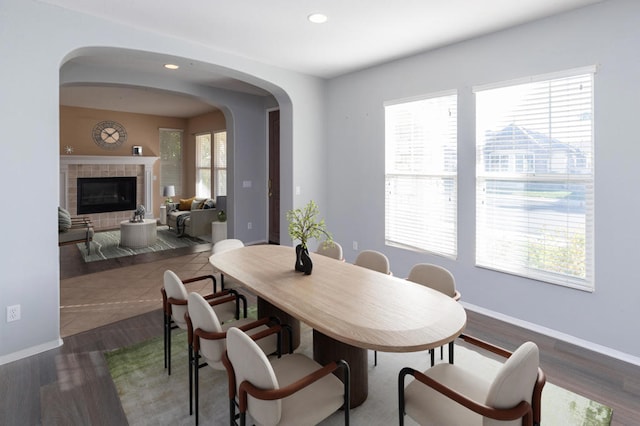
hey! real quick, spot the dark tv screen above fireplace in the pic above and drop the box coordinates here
[77,176,137,214]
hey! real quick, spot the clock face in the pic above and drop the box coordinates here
[92,120,127,150]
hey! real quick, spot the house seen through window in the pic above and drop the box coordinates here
[475,67,595,291]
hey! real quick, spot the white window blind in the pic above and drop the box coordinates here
[195,133,211,198]
[213,131,227,198]
[475,69,594,291]
[160,129,183,197]
[385,93,457,257]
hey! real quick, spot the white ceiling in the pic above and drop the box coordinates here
[51,0,603,117]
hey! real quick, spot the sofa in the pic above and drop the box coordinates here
[167,196,226,238]
[58,207,95,254]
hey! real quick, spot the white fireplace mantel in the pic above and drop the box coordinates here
[60,155,158,168]
[60,155,159,218]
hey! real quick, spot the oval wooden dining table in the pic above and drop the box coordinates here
[209,244,467,407]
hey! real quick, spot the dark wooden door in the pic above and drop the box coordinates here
[268,110,280,244]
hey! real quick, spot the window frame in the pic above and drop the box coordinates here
[195,132,211,199]
[473,66,595,292]
[213,130,227,198]
[384,90,458,258]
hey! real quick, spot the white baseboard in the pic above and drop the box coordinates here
[0,337,63,366]
[463,302,640,367]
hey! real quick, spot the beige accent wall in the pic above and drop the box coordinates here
[59,106,187,157]
[59,106,225,218]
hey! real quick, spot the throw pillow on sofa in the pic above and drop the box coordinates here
[191,199,205,210]
[179,197,197,211]
[58,207,72,232]
[202,198,215,209]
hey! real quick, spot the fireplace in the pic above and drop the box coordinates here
[60,155,158,230]
[77,176,137,214]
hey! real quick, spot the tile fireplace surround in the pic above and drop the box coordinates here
[60,156,158,231]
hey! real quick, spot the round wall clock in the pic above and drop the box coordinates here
[92,120,127,150]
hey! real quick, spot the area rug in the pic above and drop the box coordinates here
[105,321,613,426]
[78,226,208,262]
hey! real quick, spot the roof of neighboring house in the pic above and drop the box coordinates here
[484,124,584,157]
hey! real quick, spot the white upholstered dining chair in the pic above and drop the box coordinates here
[316,240,344,261]
[407,263,461,366]
[222,326,351,426]
[354,249,391,365]
[187,292,280,425]
[399,336,546,426]
[212,238,245,289]
[161,270,245,376]
[354,249,391,275]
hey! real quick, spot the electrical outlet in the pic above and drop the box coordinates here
[353,241,358,251]
[247,222,252,230]
[7,305,20,322]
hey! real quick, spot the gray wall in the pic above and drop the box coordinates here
[325,0,640,359]
[0,0,326,363]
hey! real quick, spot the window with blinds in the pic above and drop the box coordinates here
[195,133,211,198]
[213,131,227,198]
[160,129,183,197]
[474,67,595,291]
[384,92,458,257]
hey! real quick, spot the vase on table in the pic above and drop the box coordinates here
[295,244,313,275]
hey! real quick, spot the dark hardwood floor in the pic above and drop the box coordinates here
[1,246,638,425]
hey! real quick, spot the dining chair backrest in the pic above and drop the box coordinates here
[163,270,189,329]
[187,292,226,369]
[354,250,390,274]
[407,263,458,299]
[212,238,244,254]
[226,327,282,425]
[484,341,540,426]
[316,241,344,261]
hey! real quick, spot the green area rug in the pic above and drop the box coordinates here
[78,226,208,262]
[105,322,612,426]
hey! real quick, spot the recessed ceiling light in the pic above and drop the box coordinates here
[164,64,179,70]
[308,13,328,24]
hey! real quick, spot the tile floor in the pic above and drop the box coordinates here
[60,248,221,337]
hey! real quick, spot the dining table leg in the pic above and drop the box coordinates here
[257,297,300,351]
[312,329,368,408]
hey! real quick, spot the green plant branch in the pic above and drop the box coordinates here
[286,200,333,249]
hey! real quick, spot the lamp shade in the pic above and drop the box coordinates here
[163,185,176,197]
